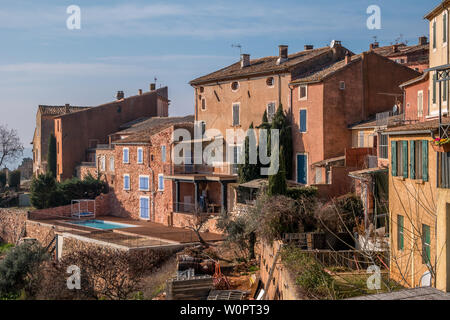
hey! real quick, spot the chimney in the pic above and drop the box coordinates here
[279,45,288,59]
[138,89,143,95]
[370,42,379,50]
[419,36,428,45]
[116,91,124,100]
[304,45,314,50]
[330,40,342,48]
[392,44,399,53]
[150,83,156,91]
[345,51,351,64]
[64,103,70,114]
[241,54,250,68]
[276,45,288,65]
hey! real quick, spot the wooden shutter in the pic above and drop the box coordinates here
[433,73,437,104]
[391,141,397,176]
[233,104,239,126]
[422,224,431,264]
[445,14,448,43]
[410,141,415,179]
[433,21,437,49]
[300,110,307,132]
[422,140,429,182]
[403,141,408,178]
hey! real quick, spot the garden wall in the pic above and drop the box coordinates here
[0,208,28,244]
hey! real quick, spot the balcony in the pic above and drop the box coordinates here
[173,202,222,215]
[163,163,237,176]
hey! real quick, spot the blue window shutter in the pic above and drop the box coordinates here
[300,110,307,133]
[410,141,415,179]
[403,141,408,178]
[422,140,429,182]
[161,146,166,162]
[391,141,397,176]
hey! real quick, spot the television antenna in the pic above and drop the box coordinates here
[231,44,243,55]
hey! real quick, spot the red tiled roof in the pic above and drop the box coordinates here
[385,117,450,133]
[114,116,194,144]
[373,43,429,58]
[190,46,346,85]
[38,105,91,116]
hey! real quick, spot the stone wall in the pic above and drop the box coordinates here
[0,208,28,243]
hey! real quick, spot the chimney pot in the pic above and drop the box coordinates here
[64,103,70,114]
[345,52,352,64]
[370,42,379,50]
[241,54,250,68]
[304,45,314,50]
[138,89,143,95]
[419,36,428,45]
[392,44,399,53]
[150,83,156,91]
[116,91,124,100]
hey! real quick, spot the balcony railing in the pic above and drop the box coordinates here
[173,202,222,215]
[163,163,236,176]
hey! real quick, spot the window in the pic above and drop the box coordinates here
[358,131,365,147]
[439,151,450,188]
[137,148,143,164]
[266,77,274,87]
[99,156,106,172]
[139,197,150,220]
[232,103,240,126]
[267,102,276,121]
[444,80,448,102]
[158,174,164,191]
[418,91,423,117]
[296,154,308,184]
[123,174,130,190]
[201,98,206,111]
[379,134,388,159]
[139,175,149,191]
[433,19,437,49]
[391,140,408,178]
[397,215,404,251]
[299,109,307,133]
[231,81,239,91]
[199,86,204,93]
[299,85,308,100]
[422,224,431,265]
[444,12,448,44]
[339,81,345,90]
[161,145,166,163]
[409,140,428,181]
[200,121,206,135]
[123,148,129,164]
[109,157,114,172]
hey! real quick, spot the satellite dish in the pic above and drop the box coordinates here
[330,40,336,48]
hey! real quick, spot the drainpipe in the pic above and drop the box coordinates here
[147,146,156,221]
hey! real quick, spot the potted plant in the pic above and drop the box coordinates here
[432,137,450,152]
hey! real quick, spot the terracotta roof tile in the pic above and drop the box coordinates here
[38,105,91,116]
[385,117,450,133]
[190,46,343,85]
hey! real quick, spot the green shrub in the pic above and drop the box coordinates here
[31,173,108,209]
[8,170,20,189]
[0,242,49,299]
[286,186,318,200]
[282,246,334,299]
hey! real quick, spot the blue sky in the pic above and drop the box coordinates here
[0,0,440,163]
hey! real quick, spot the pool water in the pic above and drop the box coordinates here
[66,220,136,230]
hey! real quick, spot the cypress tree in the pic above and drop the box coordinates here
[238,123,261,183]
[271,105,293,179]
[268,146,287,196]
[47,134,57,178]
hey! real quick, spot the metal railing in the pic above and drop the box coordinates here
[173,202,222,215]
[164,163,236,176]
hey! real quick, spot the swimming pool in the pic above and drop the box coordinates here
[66,220,136,230]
